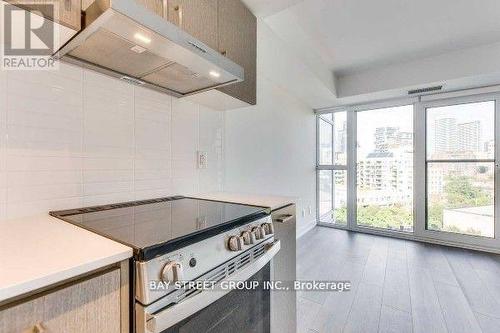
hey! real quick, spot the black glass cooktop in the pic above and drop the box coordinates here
[50,196,269,260]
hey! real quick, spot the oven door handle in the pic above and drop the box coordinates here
[144,240,281,333]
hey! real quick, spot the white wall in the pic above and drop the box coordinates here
[224,21,317,236]
[0,63,223,221]
[255,20,336,109]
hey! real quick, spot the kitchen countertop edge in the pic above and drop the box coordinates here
[0,215,133,304]
[192,192,297,211]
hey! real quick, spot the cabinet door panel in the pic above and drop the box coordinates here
[166,0,218,50]
[217,0,256,105]
[59,0,81,30]
[0,269,121,333]
[81,0,94,10]
[5,0,81,30]
[0,298,44,333]
[82,0,164,16]
[42,269,121,333]
[134,0,165,16]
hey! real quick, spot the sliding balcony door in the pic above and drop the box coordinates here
[415,96,500,248]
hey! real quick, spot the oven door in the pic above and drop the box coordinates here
[136,240,280,333]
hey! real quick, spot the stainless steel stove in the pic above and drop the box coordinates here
[51,196,279,333]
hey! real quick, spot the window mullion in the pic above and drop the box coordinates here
[347,109,357,230]
[414,101,426,237]
[495,98,500,241]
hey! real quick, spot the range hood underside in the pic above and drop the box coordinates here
[54,1,243,97]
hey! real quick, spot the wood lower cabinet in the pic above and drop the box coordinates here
[5,0,81,30]
[216,0,257,105]
[0,262,129,333]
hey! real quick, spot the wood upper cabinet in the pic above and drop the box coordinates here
[163,0,257,106]
[134,0,165,16]
[216,0,257,105]
[165,0,219,51]
[5,0,81,31]
[0,268,124,333]
[58,0,80,30]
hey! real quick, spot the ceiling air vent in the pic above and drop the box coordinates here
[408,85,443,95]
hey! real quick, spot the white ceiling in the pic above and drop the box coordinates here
[243,0,500,75]
[241,0,303,18]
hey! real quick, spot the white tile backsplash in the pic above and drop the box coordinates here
[199,106,224,192]
[171,98,200,196]
[83,70,134,206]
[134,86,172,200]
[0,69,7,221]
[0,63,224,221]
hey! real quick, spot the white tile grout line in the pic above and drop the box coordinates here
[4,70,8,220]
[197,102,200,194]
[80,67,85,206]
[221,111,225,192]
[132,86,136,199]
[169,96,173,195]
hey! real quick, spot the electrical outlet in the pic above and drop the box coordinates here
[197,151,208,169]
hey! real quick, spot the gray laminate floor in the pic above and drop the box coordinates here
[297,226,500,333]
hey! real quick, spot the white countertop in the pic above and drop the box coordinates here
[193,192,296,211]
[0,215,132,303]
[0,194,294,303]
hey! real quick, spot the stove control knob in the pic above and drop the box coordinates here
[251,226,264,240]
[250,231,257,244]
[240,230,252,245]
[227,235,243,251]
[161,261,183,283]
[261,223,274,235]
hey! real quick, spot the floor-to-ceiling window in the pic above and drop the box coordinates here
[356,105,414,232]
[317,112,347,225]
[316,91,500,250]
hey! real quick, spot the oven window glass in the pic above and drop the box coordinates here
[163,263,271,333]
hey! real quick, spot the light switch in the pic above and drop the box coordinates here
[197,151,208,169]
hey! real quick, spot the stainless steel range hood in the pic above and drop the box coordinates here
[53,0,244,97]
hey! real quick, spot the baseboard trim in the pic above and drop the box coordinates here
[296,220,317,239]
[317,222,500,255]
